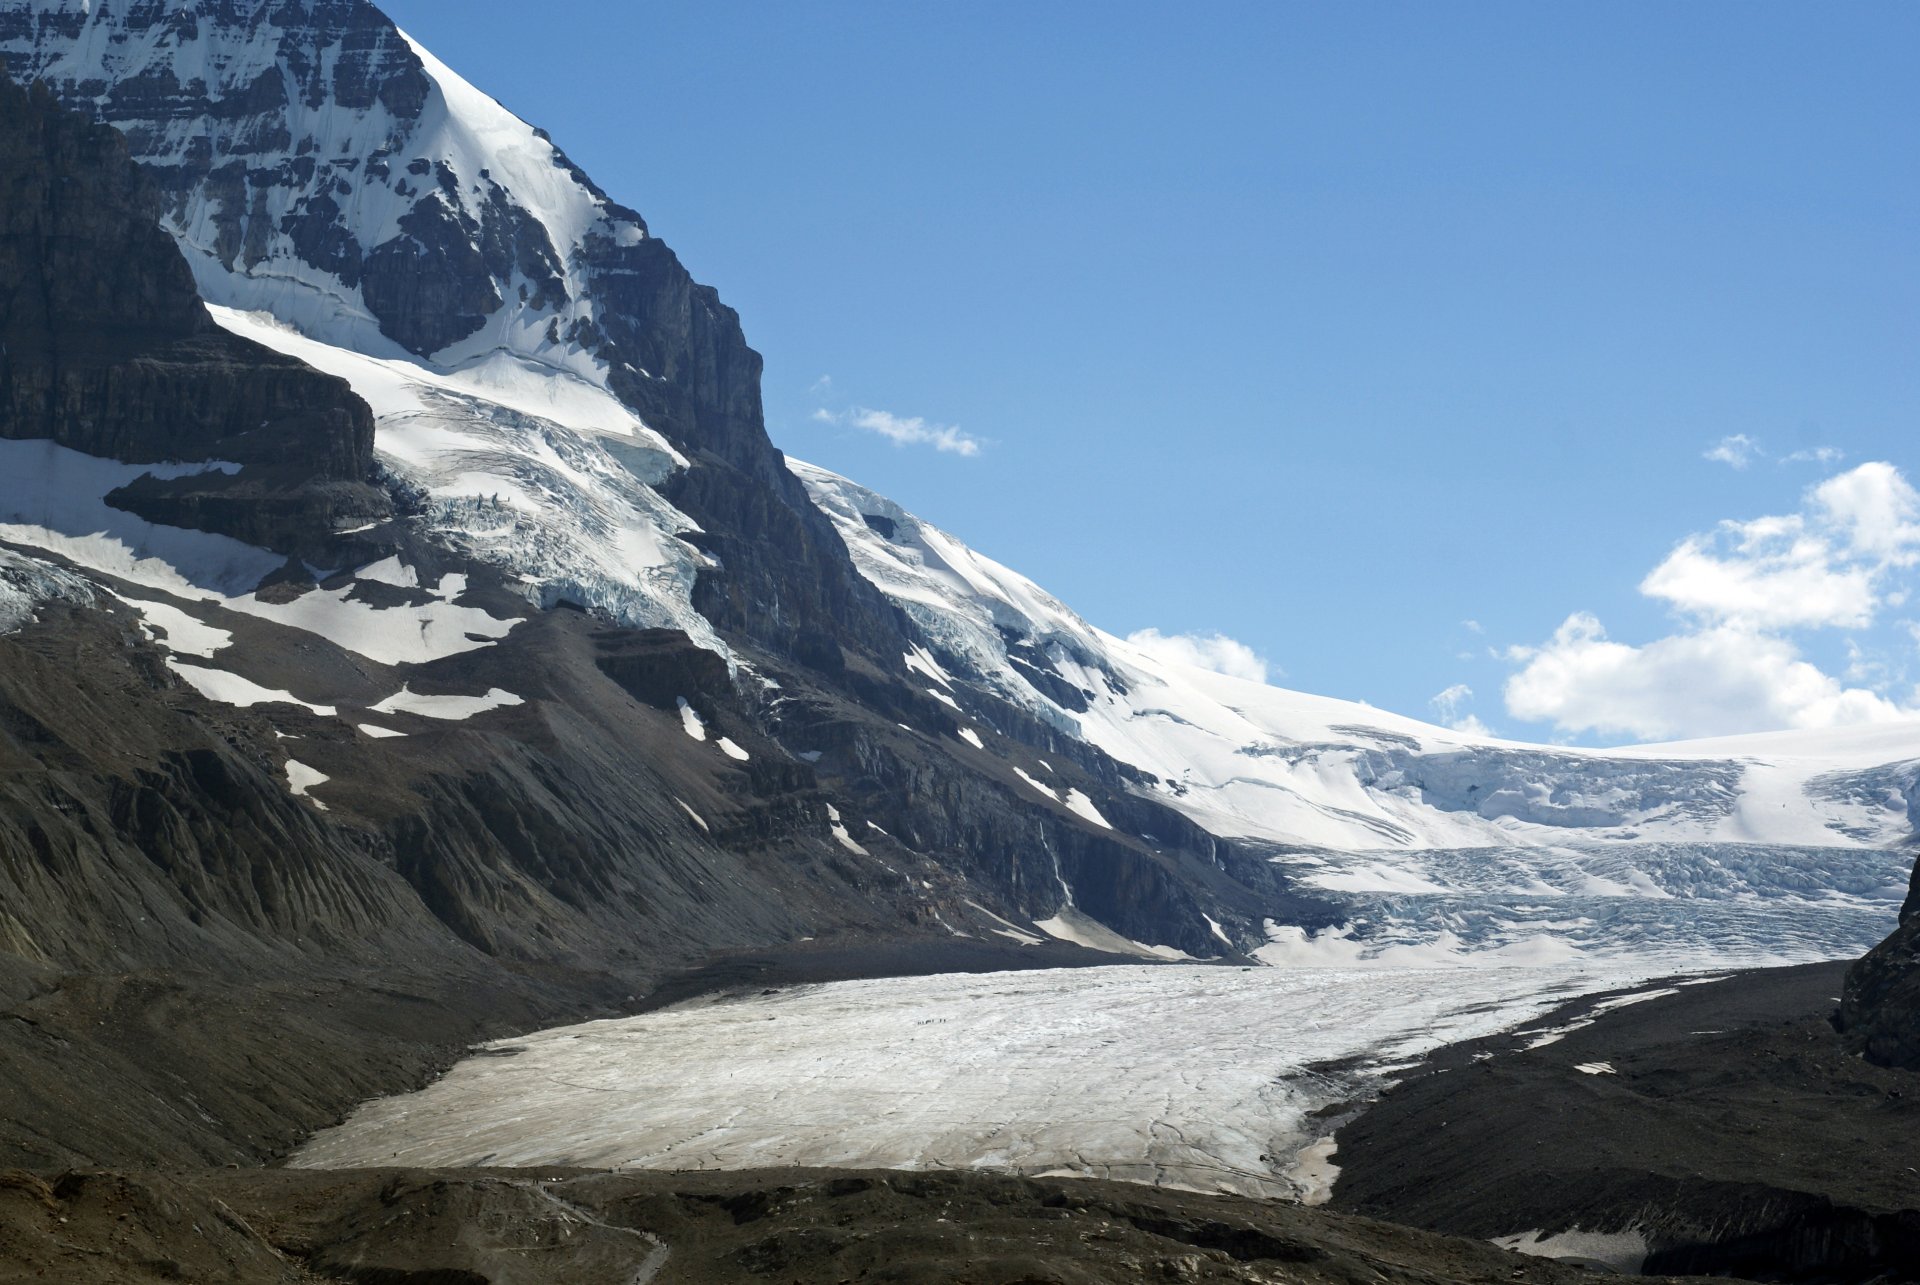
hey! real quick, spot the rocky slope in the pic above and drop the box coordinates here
[1329,961,1920,1281]
[0,1165,1732,1285]
[1838,854,1920,1071]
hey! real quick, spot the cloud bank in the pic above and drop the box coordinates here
[1503,462,1920,741]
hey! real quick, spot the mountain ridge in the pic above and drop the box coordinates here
[0,0,1914,1199]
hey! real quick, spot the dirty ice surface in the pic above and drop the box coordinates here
[295,960,1696,1198]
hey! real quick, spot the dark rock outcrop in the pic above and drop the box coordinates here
[0,71,387,559]
[0,1166,1652,1285]
[1838,853,1920,1070]
[1332,964,1920,1283]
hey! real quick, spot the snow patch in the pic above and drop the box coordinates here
[964,901,1044,946]
[1035,906,1189,961]
[284,759,329,807]
[116,594,231,658]
[825,803,868,855]
[1203,914,1233,947]
[1062,788,1112,830]
[167,660,337,717]
[370,685,524,721]
[904,644,954,689]
[1491,1228,1648,1274]
[1012,766,1059,800]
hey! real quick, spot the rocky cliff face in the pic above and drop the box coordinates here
[0,0,1297,962]
[1838,856,1920,1069]
[0,70,387,558]
[0,0,904,660]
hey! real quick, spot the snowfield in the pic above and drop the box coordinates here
[211,307,723,656]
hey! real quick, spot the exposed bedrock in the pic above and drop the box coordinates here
[0,72,388,560]
[1838,852,1920,1071]
[0,0,907,664]
[1331,964,1920,1284]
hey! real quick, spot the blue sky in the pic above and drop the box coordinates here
[386,1,1919,744]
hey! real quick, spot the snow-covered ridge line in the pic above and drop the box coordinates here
[791,459,1920,853]
[1,0,649,385]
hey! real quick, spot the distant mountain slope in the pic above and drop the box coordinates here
[796,458,1920,855]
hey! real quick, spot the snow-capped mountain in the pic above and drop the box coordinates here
[795,461,1919,962]
[1,0,909,671]
[1,0,1915,987]
[2,0,749,646]
[5,0,652,385]
[797,459,1920,853]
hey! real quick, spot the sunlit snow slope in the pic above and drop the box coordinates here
[795,461,1920,853]
[796,461,1919,962]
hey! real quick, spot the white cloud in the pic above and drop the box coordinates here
[1126,628,1272,684]
[1703,434,1761,469]
[1505,613,1909,741]
[1505,462,1920,742]
[813,406,983,457]
[1639,520,1878,629]
[1810,460,1920,563]
[1461,619,1484,634]
[808,374,834,395]
[1429,683,1493,736]
[1639,462,1920,630]
[1782,445,1845,466]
